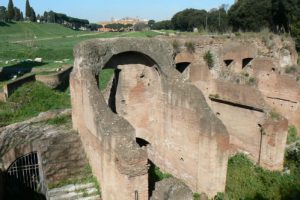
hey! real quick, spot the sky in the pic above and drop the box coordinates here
[1,0,235,23]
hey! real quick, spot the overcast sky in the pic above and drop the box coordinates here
[1,0,235,22]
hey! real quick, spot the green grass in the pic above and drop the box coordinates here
[46,115,71,125]
[48,164,101,196]
[0,82,70,127]
[0,22,83,42]
[0,23,161,61]
[224,153,300,200]
[99,69,114,91]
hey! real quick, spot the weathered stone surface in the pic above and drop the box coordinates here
[71,37,229,199]
[150,178,193,200]
[0,109,88,186]
[169,35,292,170]
[36,66,73,89]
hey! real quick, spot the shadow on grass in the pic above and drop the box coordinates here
[0,61,47,82]
[0,22,9,27]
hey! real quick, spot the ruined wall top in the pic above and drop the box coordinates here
[73,37,177,77]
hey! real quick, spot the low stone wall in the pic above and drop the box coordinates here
[36,66,73,89]
[2,74,36,101]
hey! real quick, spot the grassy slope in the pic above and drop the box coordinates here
[0,22,82,42]
[0,82,70,127]
[0,22,161,61]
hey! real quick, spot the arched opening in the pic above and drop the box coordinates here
[175,62,191,73]
[242,58,253,69]
[4,152,45,200]
[97,51,163,198]
[98,51,161,119]
[136,137,150,148]
[224,59,233,67]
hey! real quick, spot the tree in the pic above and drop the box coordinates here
[171,9,208,31]
[148,19,155,29]
[134,22,149,31]
[20,11,24,21]
[228,0,272,32]
[25,0,31,19]
[7,0,15,21]
[14,7,21,21]
[152,20,173,30]
[0,6,7,22]
[29,7,36,22]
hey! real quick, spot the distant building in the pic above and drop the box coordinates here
[98,17,148,32]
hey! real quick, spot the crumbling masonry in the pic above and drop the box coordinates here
[70,36,297,199]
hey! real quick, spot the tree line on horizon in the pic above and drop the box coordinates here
[150,0,300,50]
[0,0,94,30]
[0,0,35,22]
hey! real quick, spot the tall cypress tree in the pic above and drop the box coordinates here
[7,0,15,20]
[25,0,31,18]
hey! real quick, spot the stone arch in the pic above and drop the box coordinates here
[100,51,162,118]
[71,38,230,199]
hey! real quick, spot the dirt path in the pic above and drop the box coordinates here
[10,32,125,44]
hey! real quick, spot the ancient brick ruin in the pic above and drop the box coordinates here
[0,35,298,200]
[70,35,299,199]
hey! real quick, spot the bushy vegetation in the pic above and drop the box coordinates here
[185,41,195,53]
[172,40,180,54]
[0,82,70,126]
[225,153,300,200]
[148,161,172,196]
[269,109,281,120]
[204,51,214,69]
[285,66,297,74]
[287,126,299,145]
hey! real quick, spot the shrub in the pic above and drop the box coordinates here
[172,40,180,53]
[287,126,299,144]
[269,109,281,120]
[193,193,200,200]
[185,41,195,53]
[226,153,298,200]
[204,51,214,69]
[285,66,297,74]
[247,77,256,85]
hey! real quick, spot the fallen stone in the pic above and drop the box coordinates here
[34,58,43,63]
[151,178,193,200]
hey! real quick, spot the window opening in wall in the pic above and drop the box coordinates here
[242,58,253,69]
[224,59,233,67]
[175,62,190,73]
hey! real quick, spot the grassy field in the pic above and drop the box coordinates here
[0,22,160,61]
[0,82,70,127]
[0,22,161,84]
